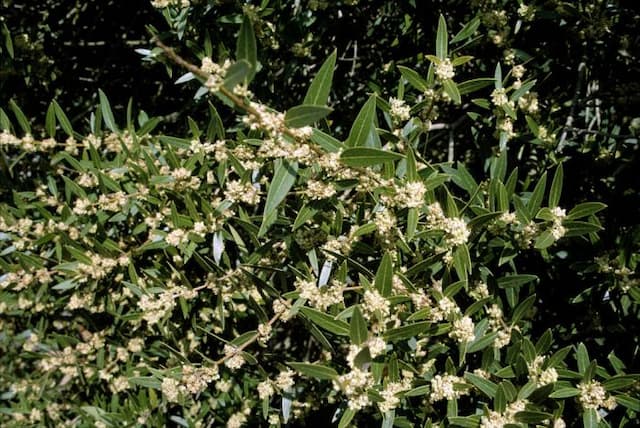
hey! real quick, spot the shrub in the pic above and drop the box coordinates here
[0,1,638,427]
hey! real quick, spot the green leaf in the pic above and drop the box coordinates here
[98,89,118,132]
[497,274,538,289]
[383,322,432,342]
[447,416,481,428]
[397,66,429,92]
[549,163,563,208]
[236,15,257,81]
[465,372,497,398]
[515,411,554,423]
[567,202,607,220]
[52,100,74,136]
[457,78,495,95]
[615,394,640,411]
[340,147,404,167]
[311,128,344,153]
[494,63,503,89]
[527,172,547,218]
[534,230,555,249]
[45,102,56,137]
[8,100,31,134]
[304,50,337,106]
[582,408,598,428]
[128,376,161,389]
[284,105,332,128]
[405,384,430,397]
[375,252,393,297]
[288,362,338,380]
[564,221,603,237]
[436,15,448,60]
[451,17,481,43]
[453,244,471,281]
[467,331,498,353]
[603,375,639,391]
[349,306,368,346]
[512,294,536,323]
[2,23,14,58]
[338,408,356,428]
[222,60,251,90]
[347,95,380,147]
[576,343,590,374]
[442,79,461,104]
[549,387,579,398]
[546,346,573,369]
[299,307,349,336]
[259,160,298,237]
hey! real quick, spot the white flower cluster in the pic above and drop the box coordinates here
[334,368,374,410]
[527,355,558,387]
[305,179,336,200]
[362,289,391,321]
[160,365,219,402]
[137,286,196,325]
[490,88,510,107]
[434,58,455,80]
[223,344,246,370]
[243,102,286,136]
[151,0,190,7]
[497,117,516,140]
[518,92,539,113]
[480,399,528,428]
[549,206,567,240]
[425,202,471,247]
[374,208,396,237]
[389,97,411,122]
[200,57,232,93]
[449,316,476,343]
[578,380,617,411]
[378,378,411,413]
[297,278,344,311]
[429,374,467,402]
[395,181,427,208]
[224,180,261,205]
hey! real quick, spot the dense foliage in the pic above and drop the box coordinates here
[1,1,639,427]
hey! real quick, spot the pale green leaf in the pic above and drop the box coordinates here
[304,50,337,106]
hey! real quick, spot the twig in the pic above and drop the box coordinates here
[557,62,587,152]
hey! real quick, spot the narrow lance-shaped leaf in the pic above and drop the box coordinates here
[259,160,298,237]
[45,102,56,138]
[284,105,332,128]
[222,60,251,91]
[8,100,30,134]
[98,89,118,133]
[375,252,393,297]
[304,50,336,106]
[340,147,404,167]
[346,95,380,148]
[52,100,74,136]
[568,202,607,220]
[236,15,257,81]
[451,17,481,43]
[442,79,461,104]
[288,362,338,380]
[299,307,349,336]
[494,63,503,89]
[349,306,368,346]
[397,65,429,92]
[527,172,547,217]
[549,163,563,208]
[436,14,448,60]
